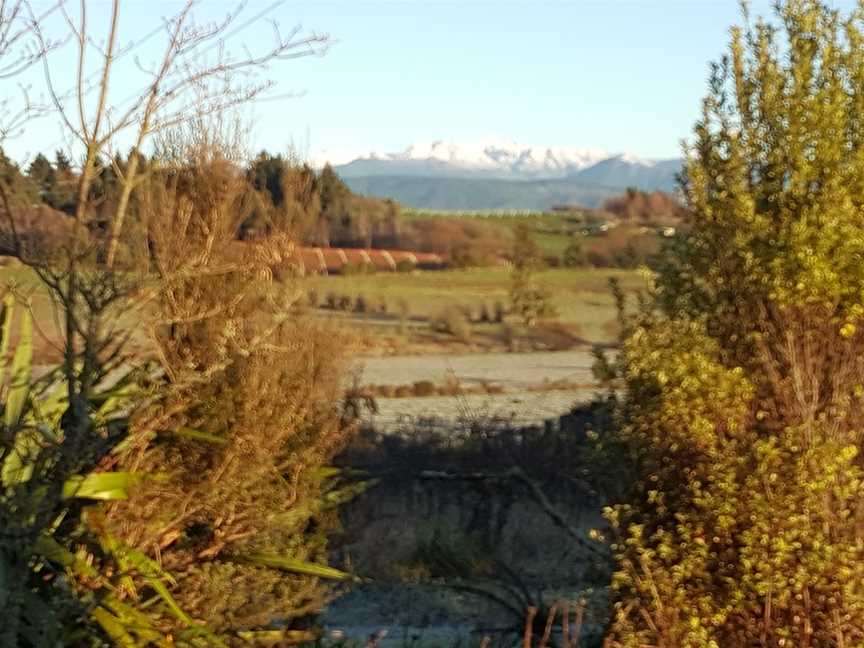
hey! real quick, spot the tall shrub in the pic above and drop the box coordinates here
[101,133,355,639]
[510,224,554,326]
[604,2,864,646]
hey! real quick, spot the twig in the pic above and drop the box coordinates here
[524,606,538,648]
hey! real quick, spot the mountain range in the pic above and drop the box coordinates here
[319,139,683,211]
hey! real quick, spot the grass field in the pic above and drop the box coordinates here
[0,259,648,361]
[307,266,646,344]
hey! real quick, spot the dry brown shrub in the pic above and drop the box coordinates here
[398,218,508,267]
[103,126,355,632]
[601,189,686,225]
[412,380,437,397]
[434,305,473,342]
[583,225,660,269]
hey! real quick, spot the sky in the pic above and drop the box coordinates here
[6,0,859,165]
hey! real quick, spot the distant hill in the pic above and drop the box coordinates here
[340,174,676,211]
[568,156,681,193]
[325,139,683,210]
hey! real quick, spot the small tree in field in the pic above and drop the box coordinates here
[562,237,587,267]
[604,2,864,646]
[509,224,553,326]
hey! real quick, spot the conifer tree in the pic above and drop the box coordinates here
[53,150,71,173]
[26,153,55,193]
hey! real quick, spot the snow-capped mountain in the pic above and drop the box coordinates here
[317,138,617,179]
[314,138,683,210]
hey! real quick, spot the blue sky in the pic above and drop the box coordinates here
[7,1,856,164]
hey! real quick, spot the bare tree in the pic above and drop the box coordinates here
[2,0,331,465]
[0,3,349,642]
[0,0,64,142]
[28,0,329,265]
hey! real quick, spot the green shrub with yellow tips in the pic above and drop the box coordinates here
[601,2,864,646]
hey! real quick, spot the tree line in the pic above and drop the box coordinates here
[1,148,402,250]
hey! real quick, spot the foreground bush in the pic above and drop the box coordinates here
[602,2,864,646]
[103,145,354,638]
[0,18,357,640]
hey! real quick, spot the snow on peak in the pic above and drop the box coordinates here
[613,152,658,167]
[310,138,674,180]
[384,137,613,176]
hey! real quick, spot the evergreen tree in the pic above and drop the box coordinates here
[604,2,864,645]
[26,153,55,193]
[248,151,287,206]
[562,237,587,267]
[0,148,39,205]
[54,149,71,173]
[43,149,78,214]
[318,163,350,216]
[245,152,322,242]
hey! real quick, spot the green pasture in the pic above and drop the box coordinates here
[305,266,647,343]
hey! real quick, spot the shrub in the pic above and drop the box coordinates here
[602,3,864,646]
[413,521,490,579]
[397,299,410,334]
[398,218,508,267]
[509,225,555,327]
[601,188,687,225]
[434,306,473,342]
[395,258,415,272]
[105,141,355,639]
[544,254,561,268]
[493,301,506,323]
[394,385,413,398]
[354,293,368,313]
[583,226,659,269]
[412,380,437,397]
[307,288,321,308]
[562,238,588,267]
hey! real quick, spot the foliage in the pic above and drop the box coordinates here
[561,238,588,268]
[600,188,686,225]
[0,292,179,646]
[433,306,473,342]
[337,400,615,646]
[510,225,555,327]
[581,226,660,270]
[245,152,323,243]
[603,2,864,645]
[0,3,363,645]
[412,521,491,579]
[318,164,401,248]
[0,149,38,205]
[398,216,510,267]
[102,140,358,639]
